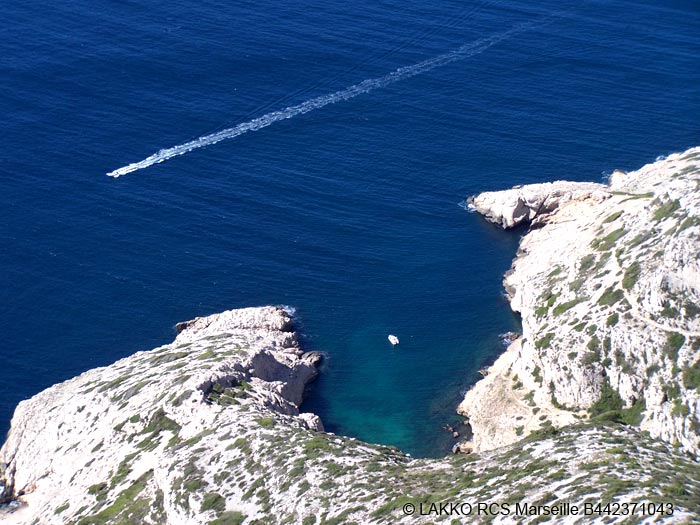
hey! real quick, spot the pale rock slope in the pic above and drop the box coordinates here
[460,147,700,457]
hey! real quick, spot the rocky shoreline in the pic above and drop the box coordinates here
[0,306,325,522]
[458,147,700,456]
[2,148,700,523]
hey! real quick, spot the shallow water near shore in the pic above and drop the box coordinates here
[1,0,698,457]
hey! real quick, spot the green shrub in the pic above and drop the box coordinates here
[548,266,563,277]
[589,382,623,418]
[627,231,652,248]
[684,301,700,318]
[569,278,584,292]
[582,350,600,366]
[257,417,275,428]
[579,254,596,272]
[603,211,623,223]
[201,493,226,513]
[664,382,681,401]
[553,298,585,316]
[591,228,627,251]
[535,333,555,349]
[598,287,624,306]
[532,366,542,385]
[603,337,611,354]
[664,333,685,362]
[620,397,646,426]
[671,399,690,417]
[593,252,612,271]
[653,198,681,221]
[142,407,181,435]
[88,482,108,501]
[545,292,559,307]
[661,302,679,318]
[303,436,332,460]
[646,364,660,377]
[209,511,247,525]
[589,382,644,425]
[682,360,700,391]
[587,335,600,352]
[606,313,619,326]
[677,215,700,234]
[622,262,640,290]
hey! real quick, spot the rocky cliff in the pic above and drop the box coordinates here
[459,147,700,457]
[2,149,700,524]
[2,305,699,525]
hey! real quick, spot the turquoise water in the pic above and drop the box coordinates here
[1,0,698,457]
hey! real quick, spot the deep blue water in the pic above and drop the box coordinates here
[1,0,698,457]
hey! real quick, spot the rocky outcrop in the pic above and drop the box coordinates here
[0,306,324,523]
[468,181,610,229]
[460,147,700,456]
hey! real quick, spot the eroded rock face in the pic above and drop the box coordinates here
[460,147,700,456]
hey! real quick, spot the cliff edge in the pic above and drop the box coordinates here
[459,147,700,457]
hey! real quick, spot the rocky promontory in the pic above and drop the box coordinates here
[459,147,700,457]
[468,181,610,229]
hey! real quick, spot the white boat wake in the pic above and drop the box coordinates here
[107,18,548,178]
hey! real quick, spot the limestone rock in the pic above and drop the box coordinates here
[468,181,610,229]
[461,147,700,456]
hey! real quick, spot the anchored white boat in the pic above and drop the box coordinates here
[388,334,399,346]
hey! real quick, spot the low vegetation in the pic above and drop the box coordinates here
[591,228,627,251]
[589,382,645,426]
[653,198,681,221]
[598,286,624,306]
[621,262,640,290]
[664,333,685,362]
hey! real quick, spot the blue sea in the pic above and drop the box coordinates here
[1,0,698,457]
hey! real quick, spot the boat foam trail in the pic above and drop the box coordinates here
[107,20,541,178]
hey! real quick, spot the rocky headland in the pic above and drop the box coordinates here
[459,147,700,458]
[2,148,700,524]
